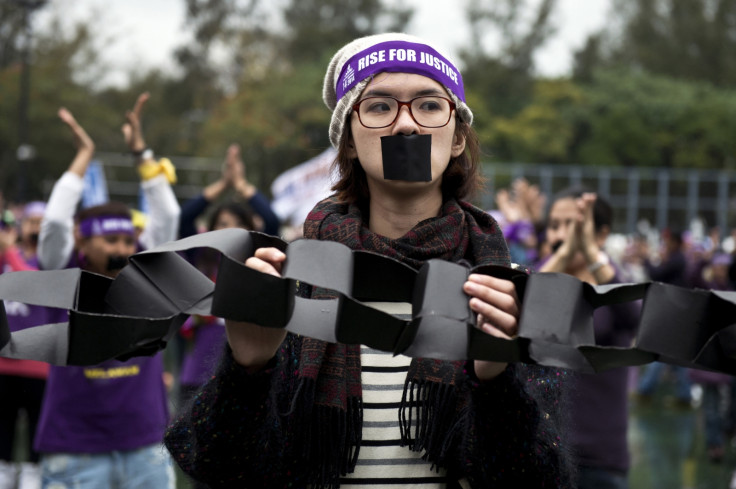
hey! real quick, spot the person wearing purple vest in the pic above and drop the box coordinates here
[34,95,180,489]
[537,187,640,489]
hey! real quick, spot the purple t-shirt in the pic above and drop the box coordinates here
[2,254,50,333]
[0,254,54,378]
[179,317,227,387]
[34,353,168,453]
[4,300,53,333]
[33,210,169,453]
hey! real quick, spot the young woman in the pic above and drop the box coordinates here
[165,33,572,489]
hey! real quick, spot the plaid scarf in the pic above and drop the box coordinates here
[293,196,510,487]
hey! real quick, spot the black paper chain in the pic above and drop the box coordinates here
[2,228,736,375]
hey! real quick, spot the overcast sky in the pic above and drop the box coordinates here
[34,0,612,88]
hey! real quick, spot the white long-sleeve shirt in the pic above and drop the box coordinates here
[38,172,180,271]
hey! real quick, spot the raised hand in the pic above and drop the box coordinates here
[59,107,95,155]
[226,143,256,198]
[121,92,150,153]
[58,107,95,177]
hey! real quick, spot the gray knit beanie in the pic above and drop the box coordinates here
[323,33,473,149]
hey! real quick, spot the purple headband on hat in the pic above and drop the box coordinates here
[335,40,465,103]
[23,201,46,219]
[712,253,732,267]
[79,215,135,238]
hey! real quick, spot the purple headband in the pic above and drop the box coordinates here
[79,215,134,238]
[335,40,465,103]
[23,201,46,219]
[712,253,732,267]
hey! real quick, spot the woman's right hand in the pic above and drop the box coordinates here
[225,247,288,372]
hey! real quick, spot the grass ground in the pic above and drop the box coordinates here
[10,374,736,489]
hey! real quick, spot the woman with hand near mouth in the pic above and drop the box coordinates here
[538,187,639,489]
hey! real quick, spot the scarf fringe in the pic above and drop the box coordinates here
[289,377,363,489]
[400,378,465,468]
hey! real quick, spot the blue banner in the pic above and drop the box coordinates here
[81,160,109,209]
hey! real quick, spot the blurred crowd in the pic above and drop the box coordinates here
[493,176,736,488]
[0,96,734,489]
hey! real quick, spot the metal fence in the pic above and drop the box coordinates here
[50,152,736,235]
[481,163,736,235]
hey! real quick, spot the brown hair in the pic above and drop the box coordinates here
[330,117,484,205]
[207,201,256,231]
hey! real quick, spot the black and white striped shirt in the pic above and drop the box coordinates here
[339,345,448,488]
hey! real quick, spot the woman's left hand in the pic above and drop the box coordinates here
[122,92,149,153]
[463,273,520,381]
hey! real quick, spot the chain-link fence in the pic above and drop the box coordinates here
[40,152,736,235]
[481,163,736,235]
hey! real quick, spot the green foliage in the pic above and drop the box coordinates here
[569,0,736,169]
[576,70,736,169]
[0,1,27,70]
[575,0,736,88]
[484,69,736,169]
[481,79,581,163]
[282,0,412,62]
[0,18,123,202]
[198,61,331,190]
[3,0,736,206]
[188,0,413,190]
[460,0,558,117]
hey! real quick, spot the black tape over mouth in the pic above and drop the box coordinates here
[380,134,432,182]
[106,255,129,271]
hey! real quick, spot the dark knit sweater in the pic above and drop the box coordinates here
[164,198,574,488]
[165,339,573,488]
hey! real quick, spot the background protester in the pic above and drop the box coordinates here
[688,250,734,463]
[34,95,180,489]
[176,142,279,412]
[0,213,51,489]
[491,177,546,266]
[537,188,640,489]
[634,228,693,406]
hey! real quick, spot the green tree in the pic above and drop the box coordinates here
[479,70,736,170]
[282,0,412,62]
[190,0,414,190]
[0,16,123,202]
[0,1,28,69]
[460,0,558,120]
[199,61,330,191]
[571,70,736,169]
[0,11,186,203]
[485,79,582,164]
[574,0,736,87]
